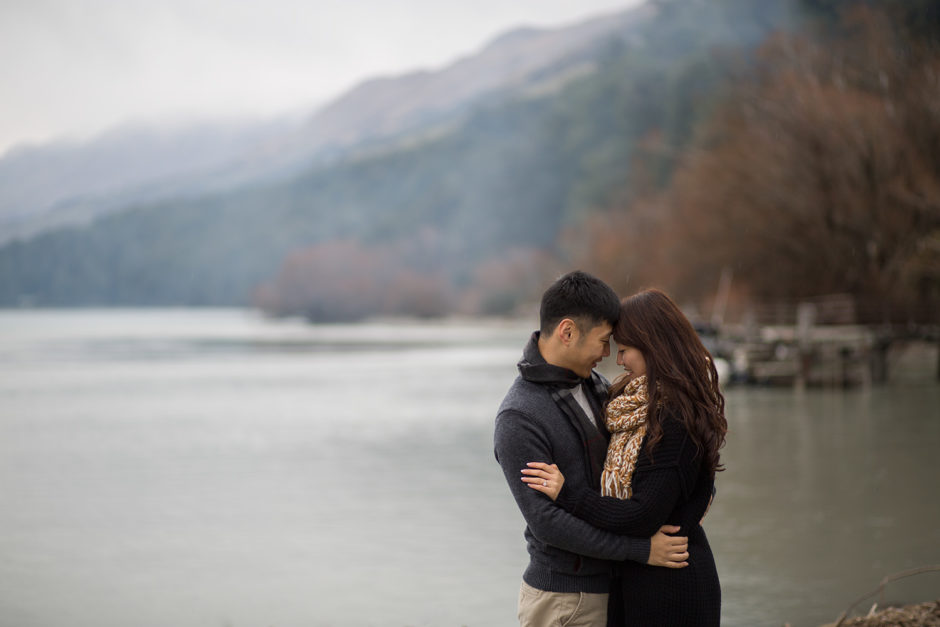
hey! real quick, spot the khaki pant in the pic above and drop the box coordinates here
[517,581,608,627]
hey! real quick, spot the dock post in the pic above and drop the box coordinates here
[796,303,816,388]
[870,336,890,384]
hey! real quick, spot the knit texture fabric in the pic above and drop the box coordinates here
[517,332,610,484]
[557,407,721,626]
[600,375,649,499]
[494,332,651,594]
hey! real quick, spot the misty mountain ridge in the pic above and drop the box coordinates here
[0,116,308,243]
[0,0,800,311]
[296,6,651,149]
[0,4,651,245]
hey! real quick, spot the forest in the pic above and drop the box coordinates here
[0,0,937,325]
[571,0,940,324]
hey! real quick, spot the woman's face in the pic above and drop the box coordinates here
[615,343,647,380]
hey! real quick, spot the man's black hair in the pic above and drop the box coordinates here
[539,270,620,337]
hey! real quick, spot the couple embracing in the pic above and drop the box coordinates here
[494,271,727,626]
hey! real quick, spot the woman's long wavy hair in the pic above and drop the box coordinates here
[609,289,727,478]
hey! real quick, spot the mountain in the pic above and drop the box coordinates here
[0,117,306,244]
[0,0,797,310]
[293,7,651,151]
[0,5,649,246]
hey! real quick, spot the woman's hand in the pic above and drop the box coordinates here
[521,462,565,501]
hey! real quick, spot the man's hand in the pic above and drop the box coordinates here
[647,525,689,568]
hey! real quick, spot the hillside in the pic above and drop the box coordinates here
[0,0,796,313]
[0,5,647,246]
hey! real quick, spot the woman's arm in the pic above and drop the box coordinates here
[524,415,696,538]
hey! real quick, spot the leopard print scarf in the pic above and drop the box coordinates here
[601,375,649,499]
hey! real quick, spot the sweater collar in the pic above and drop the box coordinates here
[517,331,584,389]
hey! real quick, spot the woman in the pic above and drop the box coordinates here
[522,288,727,626]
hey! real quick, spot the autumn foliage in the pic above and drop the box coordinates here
[253,239,455,321]
[581,7,940,323]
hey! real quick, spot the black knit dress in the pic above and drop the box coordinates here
[557,406,721,626]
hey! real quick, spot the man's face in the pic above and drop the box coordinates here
[567,321,612,378]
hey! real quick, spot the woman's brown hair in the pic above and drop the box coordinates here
[609,289,727,478]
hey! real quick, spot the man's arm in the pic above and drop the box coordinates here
[495,409,655,564]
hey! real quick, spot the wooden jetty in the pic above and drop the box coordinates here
[701,294,940,387]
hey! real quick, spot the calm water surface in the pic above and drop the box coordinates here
[0,309,937,627]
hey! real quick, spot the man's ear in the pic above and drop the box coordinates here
[557,318,578,346]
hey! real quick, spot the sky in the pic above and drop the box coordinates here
[0,0,643,156]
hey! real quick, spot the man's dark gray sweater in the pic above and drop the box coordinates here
[494,332,650,594]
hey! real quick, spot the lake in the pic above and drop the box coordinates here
[0,309,937,626]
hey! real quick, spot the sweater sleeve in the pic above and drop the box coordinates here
[494,409,650,564]
[556,413,698,538]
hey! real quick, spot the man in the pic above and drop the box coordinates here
[494,271,689,626]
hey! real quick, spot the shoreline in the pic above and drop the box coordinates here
[817,600,940,626]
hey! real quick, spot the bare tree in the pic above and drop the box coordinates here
[664,8,940,322]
